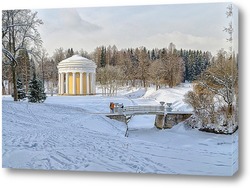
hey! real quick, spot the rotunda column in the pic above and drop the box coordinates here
[66,72,69,94]
[93,73,96,94]
[60,73,64,94]
[89,73,92,94]
[86,72,89,94]
[80,72,83,95]
[91,73,94,94]
[58,73,61,95]
[73,72,76,95]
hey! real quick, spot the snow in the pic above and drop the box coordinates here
[60,54,90,62]
[142,83,193,111]
[2,84,238,176]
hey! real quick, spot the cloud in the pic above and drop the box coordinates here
[37,8,102,54]
[144,31,230,55]
[38,8,101,38]
[57,9,101,33]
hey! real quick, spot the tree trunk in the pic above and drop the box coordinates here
[11,64,18,101]
[228,103,233,116]
[132,79,135,87]
[2,81,6,95]
[25,62,29,93]
[143,78,146,88]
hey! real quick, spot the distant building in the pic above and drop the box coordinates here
[57,55,97,95]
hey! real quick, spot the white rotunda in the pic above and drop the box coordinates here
[57,55,97,95]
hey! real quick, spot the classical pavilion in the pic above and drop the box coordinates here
[57,55,97,95]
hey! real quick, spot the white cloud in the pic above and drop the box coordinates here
[144,31,231,55]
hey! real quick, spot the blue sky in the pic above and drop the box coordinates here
[35,2,238,56]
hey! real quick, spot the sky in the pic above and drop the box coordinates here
[35,2,238,56]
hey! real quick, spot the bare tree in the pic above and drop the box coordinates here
[92,46,102,67]
[137,47,150,88]
[197,50,238,116]
[79,49,90,59]
[16,49,31,93]
[161,44,184,88]
[185,85,217,125]
[149,60,164,90]
[36,48,48,87]
[98,65,124,96]
[52,47,65,64]
[2,10,43,101]
[224,4,233,43]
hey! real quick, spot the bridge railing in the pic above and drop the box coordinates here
[122,105,164,114]
[112,105,193,116]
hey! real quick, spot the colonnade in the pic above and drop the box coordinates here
[58,71,96,95]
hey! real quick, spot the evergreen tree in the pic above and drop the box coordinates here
[180,49,189,81]
[28,73,46,103]
[151,49,156,60]
[100,46,106,67]
[16,78,26,100]
[66,48,74,58]
[66,49,71,58]
[70,48,74,56]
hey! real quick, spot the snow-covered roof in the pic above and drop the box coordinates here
[57,55,97,70]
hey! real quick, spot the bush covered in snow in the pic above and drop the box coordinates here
[184,114,238,134]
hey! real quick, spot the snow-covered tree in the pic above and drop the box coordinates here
[28,73,46,103]
[2,10,43,101]
[185,51,238,134]
[198,50,237,116]
[16,49,31,93]
[16,78,26,100]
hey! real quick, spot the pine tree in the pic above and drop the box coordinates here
[70,48,74,56]
[28,73,46,103]
[100,46,106,67]
[16,78,26,100]
[151,49,156,60]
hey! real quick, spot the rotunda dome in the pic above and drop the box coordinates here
[57,55,96,70]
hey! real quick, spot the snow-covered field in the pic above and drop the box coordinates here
[2,84,238,176]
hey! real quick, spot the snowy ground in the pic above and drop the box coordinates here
[2,84,238,176]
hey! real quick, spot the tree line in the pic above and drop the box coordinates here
[91,43,211,95]
[2,40,212,97]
